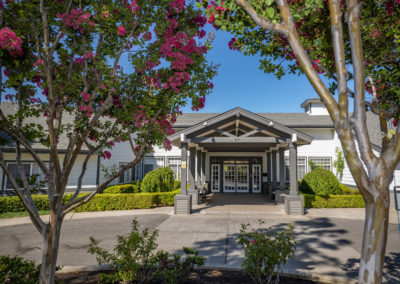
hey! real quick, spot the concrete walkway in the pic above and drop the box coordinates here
[0,194,399,283]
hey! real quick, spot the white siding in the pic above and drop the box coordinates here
[307,103,329,115]
[1,152,98,192]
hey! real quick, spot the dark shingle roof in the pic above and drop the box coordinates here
[0,102,87,152]
[175,111,382,148]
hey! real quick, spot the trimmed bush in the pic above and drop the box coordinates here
[340,184,361,195]
[103,182,141,194]
[0,190,180,213]
[141,167,174,193]
[174,180,181,189]
[300,169,341,195]
[303,193,365,208]
[0,255,40,284]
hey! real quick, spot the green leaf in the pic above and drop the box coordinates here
[266,7,274,19]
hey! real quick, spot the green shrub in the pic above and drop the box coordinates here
[89,219,158,283]
[0,190,179,213]
[300,169,341,195]
[339,184,361,195]
[141,167,174,193]
[237,222,296,284]
[89,219,205,284]
[103,181,141,194]
[174,180,181,189]
[0,194,74,213]
[152,247,205,284]
[302,194,365,208]
[0,255,40,284]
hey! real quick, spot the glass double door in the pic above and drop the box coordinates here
[223,163,249,193]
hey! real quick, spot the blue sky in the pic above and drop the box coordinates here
[181,30,326,114]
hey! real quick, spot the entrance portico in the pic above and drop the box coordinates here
[168,107,313,215]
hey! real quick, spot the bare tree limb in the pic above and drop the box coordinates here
[347,0,377,169]
[62,145,147,215]
[0,149,45,233]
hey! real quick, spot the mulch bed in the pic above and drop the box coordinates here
[56,269,317,284]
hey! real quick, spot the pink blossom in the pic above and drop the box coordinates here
[228,38,238,50]
[81,91,91,102]
[108,141,115,146]
[168,0,185,13]
[164,138,172,151]
[104,11,110,18]
[33,59,44,68]
[56,9,95,33]
[117,25,126,36]
[143,31,152,41]
[251,240,257,244]
[0,27,23,57]
[3,69,10,77]
[102,150,112,160]
[84,51,95,60]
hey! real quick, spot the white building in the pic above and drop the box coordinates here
[0,99,397,208]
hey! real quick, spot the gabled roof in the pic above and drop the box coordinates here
[173,110,382,148]
[168,107,313,150]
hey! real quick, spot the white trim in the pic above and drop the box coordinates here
[211,164,220,192]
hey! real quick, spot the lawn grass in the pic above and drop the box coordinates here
[0,210,50,219]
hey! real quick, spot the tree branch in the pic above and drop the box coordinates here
[347,0,376,168]
[0,150,45,233]
[234,0,288,34]
[62,145,147,215]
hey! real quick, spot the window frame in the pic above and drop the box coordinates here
[142,156,165,177]
[3,160,49,191]
[284,156,307,182]
[167,156,181,180]
[308,156,332,172]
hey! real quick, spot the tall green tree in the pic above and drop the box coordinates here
[0,1,215,283]
[200,0,400,283]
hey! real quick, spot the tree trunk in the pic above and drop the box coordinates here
[358,194,389,284]
[39,216,63,284]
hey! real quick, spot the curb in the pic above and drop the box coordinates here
[56,264,357,284]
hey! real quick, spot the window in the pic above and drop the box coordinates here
[133,164,141,181]
[5,162,47,190]
[168,157,181,180]
[308,157,331,171]
[119,162,132,184]
[143,156,164,176]
[284,157,307,181]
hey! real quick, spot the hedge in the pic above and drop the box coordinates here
[339,184,361,195]
[103,182,141,194]
[302,193,365,208]
[0,190,180,213]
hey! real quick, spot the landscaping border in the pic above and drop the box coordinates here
[0,190,180,213]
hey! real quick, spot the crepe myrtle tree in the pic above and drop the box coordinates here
[199,0,399,283]
[0,0,215,283]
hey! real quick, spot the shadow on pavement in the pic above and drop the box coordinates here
[341,253,400,284]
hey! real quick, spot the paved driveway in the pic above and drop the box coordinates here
[0,194,399,283]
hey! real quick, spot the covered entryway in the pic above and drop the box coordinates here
[195,193,282,215]
[168,107,313,215]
